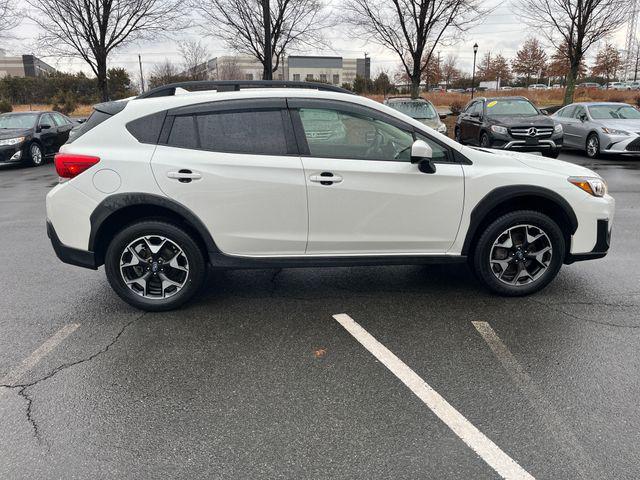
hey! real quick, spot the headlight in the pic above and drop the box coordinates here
[568,176,607,197]
[601,127,630,135]
[437,123,447,133]
[554,123,563,133]
[0,136,25,146]
[490,125,508,135]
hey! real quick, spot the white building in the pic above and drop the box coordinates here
[200,55,371,85]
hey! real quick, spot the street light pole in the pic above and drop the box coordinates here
[471,43,478,99]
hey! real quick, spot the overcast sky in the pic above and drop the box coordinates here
[4,0,631,79]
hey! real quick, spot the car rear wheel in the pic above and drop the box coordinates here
[29,143,44,167]
[472,210,565,296]
[586,133,600,159]
[480,132,491,148]
[105,221,207,311]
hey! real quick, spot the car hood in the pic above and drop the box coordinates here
[596,119,640,132]
[487,115,555,127]
[489,149,598,177]
[416,118,441,128]
[0,128,31,139]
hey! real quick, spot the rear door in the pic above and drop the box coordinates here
[51,113,74,150]
[38,113,58,154]
[151,99,309,256]
[289,99,464,255]
[555,106,578,147]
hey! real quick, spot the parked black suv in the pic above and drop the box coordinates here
[0,111,77,167]
[454,96,563,158]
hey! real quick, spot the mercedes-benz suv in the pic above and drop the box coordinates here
[455,96,563,158]
[46,81,613,311]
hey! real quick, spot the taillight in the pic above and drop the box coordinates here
[54,153,100,178]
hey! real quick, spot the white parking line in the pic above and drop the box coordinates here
[472,321,592,479]
[333,313,535,480]
[0,323,80,398]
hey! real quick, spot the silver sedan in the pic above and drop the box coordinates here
[552,102,640,158]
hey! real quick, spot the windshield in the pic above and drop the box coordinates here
[391,101,437,119]
[0,114,38,129]
[486,99,539,116]
[588,105,640,120]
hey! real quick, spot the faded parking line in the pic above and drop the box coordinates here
[333,313,534,480]
[472,321,592,479]
[0,323,79,398]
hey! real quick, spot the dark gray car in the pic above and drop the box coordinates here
[552,102,640,158]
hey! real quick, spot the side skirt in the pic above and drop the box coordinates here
[208,252,467,269]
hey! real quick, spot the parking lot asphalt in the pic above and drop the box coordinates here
[1,151,639,479]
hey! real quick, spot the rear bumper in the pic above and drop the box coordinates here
[565,219,611,264]
[47,220,98,270]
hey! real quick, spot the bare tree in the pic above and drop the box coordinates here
[0,0,21,40]
[343,0,486,98]
[441,54,461,90]
[26,0,187,101]
[519,0,628,104]
[148,59,189,89]
[592,42,624,87]
[191,0,328,80]
[215,57,243,80]
[511,37,547,87]
[179,40,210,80]
[547,40,586,83]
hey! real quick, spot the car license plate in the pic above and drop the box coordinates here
[525,137,539,145]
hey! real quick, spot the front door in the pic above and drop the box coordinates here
[151,100,308,256]
[38,113,58,154]
[290,101,464,255]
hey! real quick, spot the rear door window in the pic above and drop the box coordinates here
[196,110,288,155]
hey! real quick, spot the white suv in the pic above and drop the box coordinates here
[46,81,614,311]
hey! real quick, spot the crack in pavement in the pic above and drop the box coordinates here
[529,298,640,329]
[0,313,145,444]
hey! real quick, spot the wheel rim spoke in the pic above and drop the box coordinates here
[119,235,189,299]
[489,224,552,286]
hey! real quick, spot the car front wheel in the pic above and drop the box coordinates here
[472,210,565,296]
[105,221,207,311]
[29,143,44,167]
[480,132,491,148]
[586,133,600,159]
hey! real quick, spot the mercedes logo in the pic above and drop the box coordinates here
[527,127,538,137]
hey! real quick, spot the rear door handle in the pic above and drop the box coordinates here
[167,170,202,183]
[309,172,343,185]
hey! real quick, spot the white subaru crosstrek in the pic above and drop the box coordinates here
[46,81,614,311]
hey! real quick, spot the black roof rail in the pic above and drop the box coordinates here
[136,80,354,99]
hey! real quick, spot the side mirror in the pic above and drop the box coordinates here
[439,113,448,120]
[578,114,587,122]
[470,111,480,118]
[40,124,52,130]
[540,109,549,115]
[410,140,436,174]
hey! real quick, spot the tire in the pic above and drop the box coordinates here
[585,133,600,159]
[480,132,491,148]
[104,221,207,311]
[542,148,560,159]
[454,127,463,144]
[472,210,565,296]
[28,143,44,167]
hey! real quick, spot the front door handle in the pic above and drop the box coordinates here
[309,172,343,185]
[167,170,202,183]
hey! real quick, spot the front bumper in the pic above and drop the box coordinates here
[488,133,563,152]
[0,144,26,163]
[47,220,98,270]
[600,133,640,154]
[565,219,611,264]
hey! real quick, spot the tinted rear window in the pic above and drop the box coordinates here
[166,109,288,155]
[66,110,111,144]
